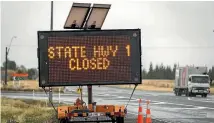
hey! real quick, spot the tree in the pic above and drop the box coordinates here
[2,59,17,70]
[148,62,154,79]
[208,69,212,77]
[211,66,214,79]
[27,68,38,80]
[154,65,160,79]
[172,63,177,79]
[17,65,27,73]
[142,68,147,79]
[159,63,165,79]
[166,66,172,79]
[211,67,214,81]
[208,67,214,85]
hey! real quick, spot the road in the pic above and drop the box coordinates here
[1,86,214,123]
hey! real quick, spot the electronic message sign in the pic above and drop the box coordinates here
[38,29,141,87]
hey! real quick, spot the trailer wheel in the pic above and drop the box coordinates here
[59,119,67,123]
[111,117,116,123]
[116,117,124,123]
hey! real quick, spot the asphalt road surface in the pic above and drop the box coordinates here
[1,86,214,123]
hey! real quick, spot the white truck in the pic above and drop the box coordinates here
[174,66,210,97]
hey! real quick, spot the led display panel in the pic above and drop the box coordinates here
[37,29,141,87]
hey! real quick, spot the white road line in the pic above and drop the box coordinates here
[151,100,214,110]
[189,98,214,103]
[159,107,204,110]
[127,112,137,115]
[152,102,166,105]
[194,100,214,103]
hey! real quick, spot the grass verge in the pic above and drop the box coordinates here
[1,80,63,92]
[210,88,214,94]
[1,97,58,123]
[108,80,214,94]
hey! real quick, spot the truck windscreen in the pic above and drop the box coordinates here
[192,76,209,83]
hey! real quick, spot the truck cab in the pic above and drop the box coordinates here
[174,66,210,98]
[188,74,210,97]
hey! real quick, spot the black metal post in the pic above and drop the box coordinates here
[49,87,52,106]
[80,86,83,104]
[5,47,8,85]
[50,1,53,31]
[87,85,92,104]
[49,1,53,106]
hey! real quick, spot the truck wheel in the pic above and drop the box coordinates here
[174,89,179,96]
[189,92,192,97]
[175,91,178,96]
[178,91,181,96]
[185,90,189,97]
[175,89,181,96]
[202,94,207,98]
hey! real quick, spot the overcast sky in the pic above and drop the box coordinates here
[1,1,214,70]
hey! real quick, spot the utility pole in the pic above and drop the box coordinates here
[4,36,17,85]
[49,1,53,106]
[4,47,8,85]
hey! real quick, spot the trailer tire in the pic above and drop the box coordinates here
[116,117,124,123]
[59,119,67,123]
